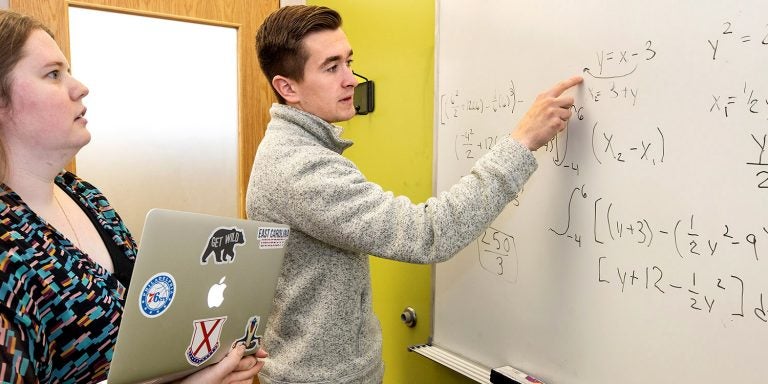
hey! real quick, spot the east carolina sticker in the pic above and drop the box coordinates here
[138,272,176,318]
[257,227,290,249]
[201,226,246,265]
[231,315,262,352]
[186,316,227,366]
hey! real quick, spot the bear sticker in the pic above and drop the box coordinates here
[201,227,246,264]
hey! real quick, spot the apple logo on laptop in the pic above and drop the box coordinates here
[207,276,227,308]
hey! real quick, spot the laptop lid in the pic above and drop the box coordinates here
[107,208,288,384]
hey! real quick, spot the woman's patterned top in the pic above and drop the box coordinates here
[0,171,137,383]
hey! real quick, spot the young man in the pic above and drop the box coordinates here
[247,5,582,384]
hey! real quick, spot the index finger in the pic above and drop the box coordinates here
[545,75,583,97]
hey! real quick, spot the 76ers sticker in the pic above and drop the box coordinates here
[138,272,176,318]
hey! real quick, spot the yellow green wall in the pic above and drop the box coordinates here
[307,1,473,383]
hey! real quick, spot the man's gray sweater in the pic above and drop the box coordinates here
[246,104,537,384]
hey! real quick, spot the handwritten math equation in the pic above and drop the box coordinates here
[585,80,639,106]
[748,133,768,189]
[704,82,768,190]
[476,226,518,283]
[581,40,657,108]
[705,23,768,190]
[439,80,525,126]
[554,103,767,190]
[709,81,768,119]
[545,112,667,175]
[597,256,768,324]
[541,183,768,323]
[548,184,767,260]
[707,21,768,61]
[475,188,768,324]
[453,128,501,160]
[583,41,657,79]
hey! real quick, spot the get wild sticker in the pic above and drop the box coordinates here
[201,226,246,264]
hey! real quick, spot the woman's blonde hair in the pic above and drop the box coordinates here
[0,10,54,181]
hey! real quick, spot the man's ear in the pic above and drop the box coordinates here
[272,75,300,104]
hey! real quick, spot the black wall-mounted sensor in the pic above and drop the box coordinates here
[353,72,375,115]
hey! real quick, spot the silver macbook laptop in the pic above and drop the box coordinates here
[106,209,288,384]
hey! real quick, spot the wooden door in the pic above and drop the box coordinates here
[10,0,278,218]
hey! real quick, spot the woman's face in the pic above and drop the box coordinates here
[1,29,90,160]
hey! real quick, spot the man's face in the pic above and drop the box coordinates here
[290,28,358,123]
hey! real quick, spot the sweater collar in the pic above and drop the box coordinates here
[270,103,353,153]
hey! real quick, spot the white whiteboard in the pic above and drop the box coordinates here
[432,1,768,383]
